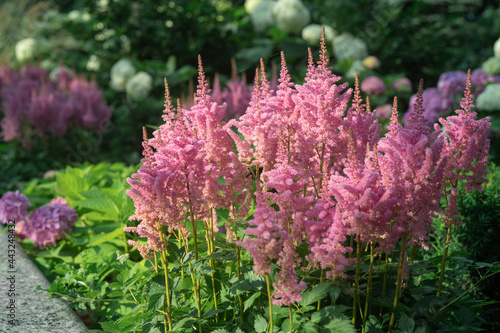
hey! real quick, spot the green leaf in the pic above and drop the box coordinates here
[254,315,268,333]
[56,172,88,201]
[147,292,164,312]
[300,321,319,333]
[324,318,356,333]
[100,321,122,333]
[244,291,262,312]
[397,313,415,333]
[89,226,124,246]
[455,307,475,326]
[75,197,119,219]
[311,305,350,324]
[300,282,334,306]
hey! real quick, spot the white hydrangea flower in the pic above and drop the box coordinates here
[345,60,367,79]
[482,56,500,75]
[494,37,500,58]
[126,71,153,101]
[333,33,368,61]
[272,0,310,34]
[476,83,500,111]
[250,1,276,33]
[67,9,91,22]
[86,55,101,72]
[301,24,336,45]
[245,0,265,14]
[15,38,38,63]
[110,59,137,92]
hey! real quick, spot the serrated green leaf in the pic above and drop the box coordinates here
[254,315,268,333]
[56,172,88,201]
[75,197,119,219]
[300,321,319,333]
[300,282,334,306]
[324,318,356,333]
[311,305,350,324]
[100,321,122,333]
[244,291,262,312]
[147,292,165,312]
[397,313,415,333]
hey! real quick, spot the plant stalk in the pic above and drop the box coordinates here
[352,235,362,327]
[362,242,375,333]
[265,273,274,333]
[388,236,407,333]
[437,224,452,296]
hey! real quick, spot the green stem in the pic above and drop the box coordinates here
[352,235,361,327]
[362,243,375,333]
[289,305,293,333]
[388,236,407,333]
[265,274,274,333]
[188,207,202,332]
[317,268,324,311]
[208,209,219,322]
[437,224,452,296]
[379,253,390,317]
[157,220,172,332]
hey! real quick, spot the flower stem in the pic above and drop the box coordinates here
[388,236,407,333]
[362,242,375,333]
[289,305,293,333]
[157,220,172,332]
[352,235,361,327]
[189,207,202,332]
[265,273,274,333]
[437,224,452,296]
[317,268,323,311]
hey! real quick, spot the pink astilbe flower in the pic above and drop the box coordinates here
[0,65,110,144]
[341,75,381,169]
[378,81,447,249]
[127,57,250,259]
[272,238,307,306]
[438,70,490,224]
[404,88,455,127]
[0,191,31,223]
[328,145,396,250]
[237,194,287,275]
[16,198,78,249]
[211,58,252,120]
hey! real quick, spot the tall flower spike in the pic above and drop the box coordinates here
[365,96,371,113]
[459,69,475,115]
[319,27,329,72]
[406,79,430,134]
[387,97,401,138]
[194,55,210,105]
[351,73,364,113]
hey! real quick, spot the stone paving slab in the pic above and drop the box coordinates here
[0,225,88,333]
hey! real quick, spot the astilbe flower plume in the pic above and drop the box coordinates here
[438,70,490,224]
[0,65,111,145]
[127,57,250,260]
[378,82,447,249]
[211,58,252,120]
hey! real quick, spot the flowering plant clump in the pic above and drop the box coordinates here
[0,65,111,144]
[0,191,78,249]
[125,31,491,332]
[16,197,78,249]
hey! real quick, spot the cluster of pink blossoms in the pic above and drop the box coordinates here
[0,192,78,249]
[126,57,250,260]
[127,33,490,306]
[0,65,111,146]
